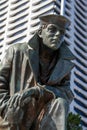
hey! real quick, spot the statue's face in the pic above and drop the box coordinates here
[40,24,65,50]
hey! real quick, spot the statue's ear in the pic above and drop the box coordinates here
[37,27,42,38]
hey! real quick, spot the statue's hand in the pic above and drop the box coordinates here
[5,106,24,126]
[42,88,55,103]
[37,85,55,103]
[5,86,55,126]
[5,94,24,126]
[20,86,40,106]
[21,86,55,105]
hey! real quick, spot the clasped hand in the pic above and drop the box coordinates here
[5,86,55,125]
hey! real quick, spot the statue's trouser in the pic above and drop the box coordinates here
[36,98,68,130]
[0,98,68,130]
[23,97,68,130]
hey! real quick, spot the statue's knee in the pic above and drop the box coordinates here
[56,98,68,108]
[58,97,66,103]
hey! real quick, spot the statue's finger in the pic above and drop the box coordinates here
[21,89,34,100]
[8,95,18,108]
[14,95,21,107]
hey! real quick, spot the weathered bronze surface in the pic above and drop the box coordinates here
[0,15,74,130]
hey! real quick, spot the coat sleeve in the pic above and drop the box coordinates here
[59,73,74,104]
[0,47,13,118]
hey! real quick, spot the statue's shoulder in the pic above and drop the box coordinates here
[7,33,39,52]
[59,42,75,60]
[8,42,28,52]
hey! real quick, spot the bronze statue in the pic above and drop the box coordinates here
[0,15,74,130]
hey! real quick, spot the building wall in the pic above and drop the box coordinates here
[65,1,87,129]
[0,0,87,129]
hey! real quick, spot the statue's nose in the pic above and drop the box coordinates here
[55,31,60,36]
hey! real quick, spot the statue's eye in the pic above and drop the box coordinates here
[48,26,57,33]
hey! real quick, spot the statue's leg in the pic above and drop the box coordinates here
[20,97,45,130]
[38,98,68,130]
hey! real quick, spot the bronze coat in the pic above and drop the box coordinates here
[0,33,74,129]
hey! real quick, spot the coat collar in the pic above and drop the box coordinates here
[26,33,75,83]
[26,33,40,82]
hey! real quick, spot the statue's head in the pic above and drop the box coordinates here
[38,15,70,50]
